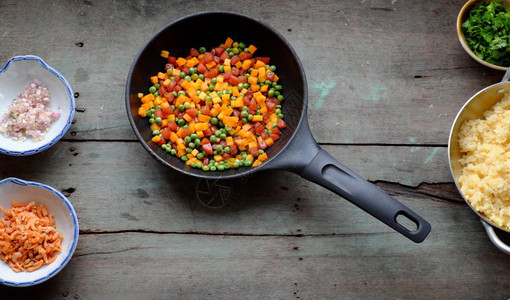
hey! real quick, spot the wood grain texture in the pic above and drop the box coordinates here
[1,0,510,298]
[0,0,504,144]
[1,232,509,299]
[1,142,455,234]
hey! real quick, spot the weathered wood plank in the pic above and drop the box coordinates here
[0,0,503,144]
[1,141,464,235]
[1,231,509,299]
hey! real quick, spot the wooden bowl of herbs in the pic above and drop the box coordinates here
[457,0,510,71]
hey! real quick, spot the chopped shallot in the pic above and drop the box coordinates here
[0,79,60,142]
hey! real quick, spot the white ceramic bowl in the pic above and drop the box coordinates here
[0,56,75,155]
[0,177,79,287]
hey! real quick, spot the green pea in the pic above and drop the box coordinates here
[218,165,225,171]
[210,117,218,125]
[210,135,218,143]
[215,130,221,137]
[198,74,205,80]
[178,104,185,111]
[241,111,249,118]
[166,68,173,75]
[219,65,225,72]
[202,165,209,171]
[232,162,240,168]
[275,109,282,114]
[190,133,198,140]
[248,115,253,121]
[224,146,230,153]
[276,105,282,109]
[185,75,192,81]
[184,102,191,109]
[206,96,212,102]
[189,68,196,74]
[277,113,284,119]
[196,162,203,169]
[178,90,186,96]
[191,162,197,168]
[170,149,177,155]
[197,153,204,160]
[172,91,178,97]
[199,47,206,54]
[154,83,160,89]
[188,142,196,149]
[149,86,157,94]
[270,65,276,71]
[258,149,264,154]
[242,118,248,124]
[186,148,192,154]
[210,166,217,171]
[232,42,239,48]
[152,129,160,135]
[209,84,214,91]
[244,160,253,167]
[184,136,191,143]
[237,83,244,90]
[228,51,234,57]
[181,156,188,161]
[264,80,272,85]
[275,84,282,90]
[243,83,250,89]
[178,119,186,126]
[155,117,162,124]
[232,48,239,54]
[153,92,159,97]
[277,95,284,101]
[191,74,199,81]
[194,138,201,145]
[211,77,217,84]
[220,133,227,139]
[239,42,246,49]
[180,72,186,78]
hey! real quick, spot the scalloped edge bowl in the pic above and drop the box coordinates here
[0,56,75,156]
[0,178,79,287]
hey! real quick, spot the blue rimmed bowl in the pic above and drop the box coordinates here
[0,178,79,287]
[0,56,75,156]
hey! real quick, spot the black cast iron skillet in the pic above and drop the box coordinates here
[126,12,431,243]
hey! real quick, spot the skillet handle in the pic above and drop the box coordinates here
[301,149,431,243]
[481,220,510,255]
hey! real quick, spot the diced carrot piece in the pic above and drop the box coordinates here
[176,57,187,66]
[258,153,268,161]
[248,44,257,54]
[224,37,234,48]
[254,60,265,69]
[160,50,169,58]
[242,59,252,70]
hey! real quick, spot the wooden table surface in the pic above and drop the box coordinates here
[2,0,510,299]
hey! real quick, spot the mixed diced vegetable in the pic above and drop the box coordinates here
[138,37,286,171]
